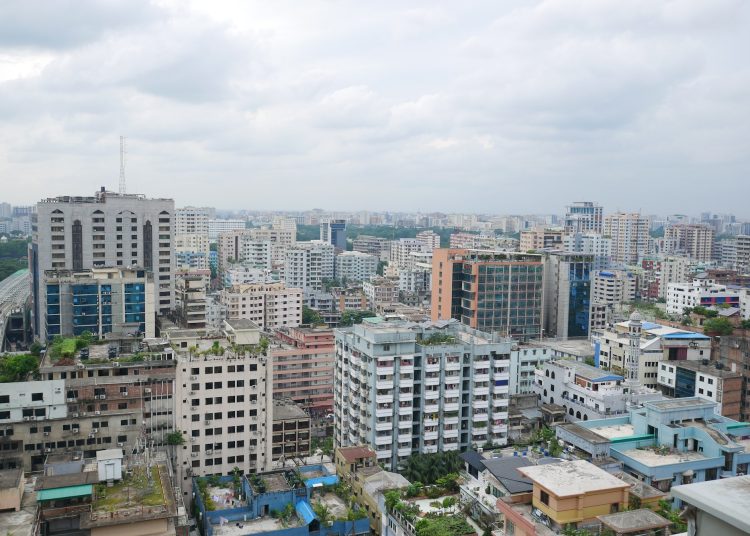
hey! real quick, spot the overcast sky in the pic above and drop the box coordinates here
[0,0,748,216]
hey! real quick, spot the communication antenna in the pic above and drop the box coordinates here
[119,135,127,194]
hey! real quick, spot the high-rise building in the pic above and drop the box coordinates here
[658,256,692,300]
[320,218,347,250]
[44,267,155,340]
[432,249,544,340]
[564,202,603,234]
[174,233,210,270]
[603,213,650,265]
[389,238,426,270]
[352,235,389,260]
[207,218,245,240]
[663,223,715,262]
[562,232,611,271]
[31,188,174,341]
[220,282,302,330]
[736,235,750,274]
[283,241,334,292]
[175,272,208,329]
[175,206,210,235]
[334,251,378,281]
[416,230,441,250]
[542,252,593,339]
[334,319,512,469]
[519,227,563,252]
[589,270,637,332]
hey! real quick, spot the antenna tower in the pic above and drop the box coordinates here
[119,136,127,194]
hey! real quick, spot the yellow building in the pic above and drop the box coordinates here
[518,460,630,529]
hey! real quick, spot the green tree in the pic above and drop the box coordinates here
[377,261,388,276]
[339,310,375,327]
[29,342,42,357]
[302,305,323,325]
[703,317,734,335]
[741,320,750,330]
[657,499,687,533]
[166,431,185,445]
[0,354,40,382]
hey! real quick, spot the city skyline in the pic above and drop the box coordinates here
[1,1,749,213]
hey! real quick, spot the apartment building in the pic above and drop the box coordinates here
[431,249,544,340]
[207,218,245,240]
[736,235,750,273]
[172,320,273,494]
[562,232,611,271]
[174,232,210,270]
[32,188,174,340]
[331,287,370,312]
[718,238,738,269]
[657,360,742,419]
[174,272,208,329]
[220,282,302,330]
[363,276,400,310]
[334,251,378,282]
[175,206,211,235]
[42,267,155,340]
[415,230,441,250]
[510,345,553,394]
[664,223,715,262]
[334,318,512,470]
[564,202,603,234]
[217,230,273,274]
[0,340,175,472]
[603,213,650,265]
[542,252,593,338]
[389,239,426,270]
[352,235,390,261]
[666,279,740,315]
[271,399,311,462]
[222,265,276,287]
[283,241,334,292]
[593,319,711,389]
[658,256,692,299]
[270,326,335,418]
[519,227,563,252]
[589,270,637,331]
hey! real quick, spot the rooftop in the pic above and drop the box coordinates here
[224,318,260,330]
[617,448,707,467]
[0,468,23,489]
[273,400,309,421]
[481,457,534,494]
[554,360,623,382]
[597,509,671,533]
[517,460,629,497]
[616,473,667,501]
[671,475,750,534]
[559,423,612,444]
[644,397,717,412]
[336,446,376,463]
[588,423,635,440]
[675,360,741,378]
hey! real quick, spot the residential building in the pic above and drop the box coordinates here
[736,235,750,273]
[283,241,334,292]
[174,232,210,270]
[331,287,369,312]
[658,256,692,300]
[594,318,711,389]
[31,188,174,340]
[415,230,441,250]
[172,320,273,494]
[666,278,740,315]
[352,235,390,261]
[604,213,650,265]
[389,239,425,270]
[0,468,23,512]
[217,230,273,274]
[718,238,738,269]
[43,267,155,340]
[272,399,311,462]
[657,359,742,419]
[431,249,544,340]
[207,218,245,240]
[534,360,662,422]
[671,475,750,536]
[220,282,302,330]
[334,318,512,469]
[589,270,637,332]
[175,206,211,235]
[222,265,277,287]
[174,272,208,329]
[518,460,630,531]
[205,293,227,330]
[519,227,563,252]
[320,218,347,250]
[270,326,335,419]
[362,277,399,310]
[510,345,553,394]
[562,232,612,271]
[564,202,603,234]
[334,251,378,282]
[542,252,593,338]
[664,223,715,262]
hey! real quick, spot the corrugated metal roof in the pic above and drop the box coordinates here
[37,484,93,502]
[295,500,316,525]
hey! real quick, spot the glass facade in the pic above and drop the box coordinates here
[46,284,60,337]
[72,283,99,336]
[124,282,146,333]
[567,261,591,338]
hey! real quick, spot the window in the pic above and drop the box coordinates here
[540,490,549,506]
[0,395,8,403]
[32,393,43,401]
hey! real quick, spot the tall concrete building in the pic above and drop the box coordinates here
[175,206,211,235]
[415,230,441,250]
[658,256,692,300]
[736,235,750,274]
[352,235,390,260]
[220,282,302,330]
[389,238,426,270]
[31,188,174,341]
[432,249,544,340]
[542,252,593,339]
[334,319,512,469]
[564,202,604,234]
[664,223,715,262]
[603,213,650,265]
[589,270,637,332]
[334,251,378,282]
[519,227,563,252]
[563,232,612,271]
[320,218,347,250]
[283,241,334,292]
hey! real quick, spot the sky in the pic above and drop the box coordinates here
[0,0,749,216]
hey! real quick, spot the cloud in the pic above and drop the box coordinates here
[0,0,748,216]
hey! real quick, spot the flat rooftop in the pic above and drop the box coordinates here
[559,423,611,445]
[529,339,594,357]
[644,397,717,412]
[588,423,635,440]
[675,360,741,378]
[671,475,750,534]
[0,468,22,489]
[554,360,622,382]
[273,401,309,421]
[597,509,671,533]
[616,473,667,500]
[224,318,260,330]
[517,460,629,497]
[617,448,707,467]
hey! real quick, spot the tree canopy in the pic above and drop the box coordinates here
[703,317,734,335]
[338,310,375,327]
[0,354,40,382]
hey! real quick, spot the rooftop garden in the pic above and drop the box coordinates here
[419,333,458,346]
[0,353,39,382]
[415,515,475,536]
[93,466,165,512]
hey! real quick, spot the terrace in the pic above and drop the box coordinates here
[617,447,707,467]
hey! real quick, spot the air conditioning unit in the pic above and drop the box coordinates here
[122,391,128,397]
[23,417,30,421]
[189,391,195,396]
[95,411,101,415]
[114,363,120,367]
[190,375,197,381]
[54,388,62,393]
[206,449,213,455]
[205,420,212,426]
[91,429,98,434]
[117,442,124,447]
[67,398,76,402]
[45,448,52,453]
[144,388,152,394]
[100,395,106,400]
[190,437,196,443]
[77,364,85,369]
[43,432,49,436]
[72,428,79,434]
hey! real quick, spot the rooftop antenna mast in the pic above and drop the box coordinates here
[119,135,127,194]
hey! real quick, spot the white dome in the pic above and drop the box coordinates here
[629,310,642,322]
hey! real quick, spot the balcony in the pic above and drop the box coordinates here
[424,390,440,400]
[472,399,490,409]
[474,387,489,396]
[443,429,458,439]
[424,403,439,414]
[425,361,440,373]
[424,430,438,441]
[443,402,459,412]
[398,405,413,416]
[375,435,392,445]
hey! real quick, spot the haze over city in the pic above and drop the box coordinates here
[1,0,749,214]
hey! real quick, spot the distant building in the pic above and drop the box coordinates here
[320,218,347,250]
[664,223,715,262]
[272,399,311,462]
[220,282,302,330]
[519,227,563,252]
[362,276,399,310]
[334,251,378,281]
[415,230,441,250]
[564,202,603,234]
[589,270,637,332]
[542,252,593,338]
[604,213,650,265]
[666,278,740,315]
[563,232,612,271]
[207,218,245,240]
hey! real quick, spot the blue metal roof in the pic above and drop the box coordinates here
[296,500,316,525]
[641,321,662,330]
[663,333,710,339]
[305,475,339,488]
[592,374,623,382]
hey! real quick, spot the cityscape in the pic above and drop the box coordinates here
[1,2,750,536]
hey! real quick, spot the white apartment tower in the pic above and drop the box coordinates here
[283,241,334,292]
[334,318,512,470]
[604,213,650,265]
[564,202,603,234]
[220,282,302,330]
[175,207,211,235]
[32,188,174,341]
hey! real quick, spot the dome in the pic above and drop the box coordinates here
[629,310,642,322]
